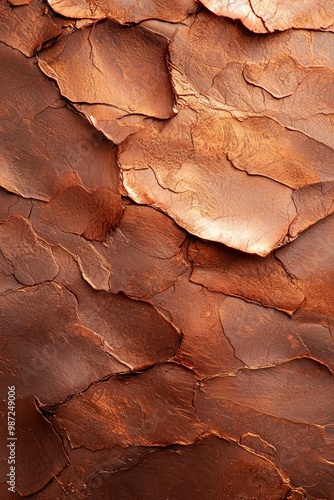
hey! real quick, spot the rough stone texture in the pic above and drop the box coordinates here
[0,0,62,57]
[119,106,297,255]
[0,283,129,405]
[93,204,189,299]
[151,269,243,378]
[277,214,334,322]
[0,397,68,496]
[189,239,304,313]
[47,0,198,23]
[200,0,334,33]
[82,435,291,499]
[118,12,334,253]
[196,359,334,500]
[1,2,334,498]
[55,363,204,449]
[0,42,119,201]
[0,216,59,285]
[38,21,176,143]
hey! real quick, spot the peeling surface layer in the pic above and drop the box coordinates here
[0,42,120,201]
[119,106,297,255]
[83,435,291,499]
[1,1,334,498]
[200,0,334,33]
[0,0,62,57]
[189,238,304,313]
[38,21,176,126]
[47,0,198,23]
[196,360,334,499]
[93,204,189,298]
[0,397,68,496]
[55,363,205,450]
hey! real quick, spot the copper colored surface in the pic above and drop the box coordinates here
[0,397,68,496]
[38,21,176,125]
[200,0,334,33]
[82,435,291,499]
[47,0,198,23]
[189,238,304,313]
[1,1,334,498]
[0,0,62,57]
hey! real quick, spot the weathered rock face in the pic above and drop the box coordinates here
[47,0,198,23]
[1,1,334,498]
[200,0,334,33]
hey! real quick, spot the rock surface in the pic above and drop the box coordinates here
[1,2,333,498]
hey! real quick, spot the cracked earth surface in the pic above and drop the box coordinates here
[0,1,334,498]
